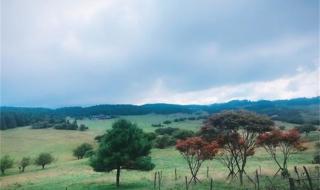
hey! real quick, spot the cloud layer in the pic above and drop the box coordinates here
[1,0,319,107]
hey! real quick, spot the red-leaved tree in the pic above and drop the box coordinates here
[200,110,274,185]
[257,128,306,177]
[176,137,219,184]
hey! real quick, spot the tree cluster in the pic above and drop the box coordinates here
[200,110,276,184]
[31,119,89,131]
[0,153,54,175]
[153,127,194,149]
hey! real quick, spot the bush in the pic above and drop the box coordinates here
[35,153,54,169]
[54,120,78,130]
[31,121,52,129]
[145,132,157,141]
[19,157,31,172]
[155,127,179,135]
[313,154,320,164]
[154,135,176,149]
[73,143,93,159]
[79,124,89,131]
[163,120,172,125]
[151,123,163,128]
[94,134,106,142]
[172,129,195,140]
[297,124,317,135]
[84,150,95,158]
[0,155,14,175]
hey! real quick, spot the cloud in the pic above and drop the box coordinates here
[1,0,319,107]
[138,68,320,105]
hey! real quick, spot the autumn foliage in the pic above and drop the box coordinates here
[176,137,219,184]
[257,128,305,177]
[200,110,274,184]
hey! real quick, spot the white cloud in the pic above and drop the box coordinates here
[138,68,319,105]
[1,0,318,106]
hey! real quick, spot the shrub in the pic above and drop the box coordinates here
[19,157,31,172]
[94,134,106,142]
[155,127,179,135]
[84,150,95,158]
[154,135,176,149]
[73,143,93,159]
[31,121,52,129]
[151,123,163,128]
[313,154,320,164]
[145,132,157,141]
[35,153,54,169]
[54,120,78,130]
[79,124,89,131]
[172,129,194,140]
[296,124,317,136]
[163,120,172,125]
[0,155,14,175]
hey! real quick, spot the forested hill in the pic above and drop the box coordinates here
[1,97,319,129]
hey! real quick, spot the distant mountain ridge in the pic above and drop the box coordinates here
[1,97,319,130]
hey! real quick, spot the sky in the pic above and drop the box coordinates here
[1,0,319,107]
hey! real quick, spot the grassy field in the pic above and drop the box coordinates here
[0,114,319,190]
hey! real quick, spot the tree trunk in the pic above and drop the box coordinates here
[22,167,25,172]
[42,164,45,169]
[116,166,121,187]
[239,170,244,185]
[1,169,4,175]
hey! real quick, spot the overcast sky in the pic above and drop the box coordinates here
[1,0,319,107]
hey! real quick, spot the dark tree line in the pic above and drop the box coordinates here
[1,97,319,130]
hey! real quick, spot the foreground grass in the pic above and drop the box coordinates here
[0,114,318,189]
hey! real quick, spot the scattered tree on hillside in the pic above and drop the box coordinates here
[79,124,89,131]
[176,137,219,184]
[296,124,317,136]
[0,155,14,175]
[154,135,176,149]
[257,129,305,177]
[35,153,54,169]
[163,120,172,125]
[90,119,155,187]
[151,123,163,128]
[144,132,157,141]
[172,129,194,140]
[155,127,179,135]
[200,110,274,185]
[19,157,31,172]
[73,143,93,159]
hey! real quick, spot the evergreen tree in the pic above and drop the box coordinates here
[90,119,155,187]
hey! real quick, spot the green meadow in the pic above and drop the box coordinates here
[0,114,318,190]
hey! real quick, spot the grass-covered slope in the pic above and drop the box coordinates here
[0,114,318,190]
